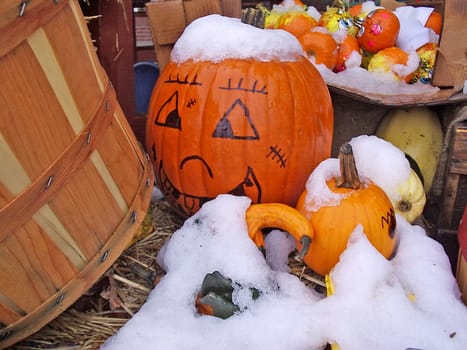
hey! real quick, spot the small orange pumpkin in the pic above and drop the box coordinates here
[277,11,318,37]
[334,33,361,72]
[297,29,338,69]
[296,143,398,276]
[425,10,442,35]
[356,9,400,53]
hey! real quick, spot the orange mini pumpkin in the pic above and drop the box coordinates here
[425,10,442,35]
[357,9,400,53]
[297,30,338,69]
[296,143,398,276]
[334,33,361,72]
[146,17,334,218]
[277,11,318,37]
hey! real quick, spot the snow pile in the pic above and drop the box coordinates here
[102,195,467,350]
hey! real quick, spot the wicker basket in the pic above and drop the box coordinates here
[0,0,154,347]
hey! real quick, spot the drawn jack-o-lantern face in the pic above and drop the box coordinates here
[146,57,334,218]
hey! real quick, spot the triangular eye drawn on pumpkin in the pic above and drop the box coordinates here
[155,91,182,129]
[212,98,259,140]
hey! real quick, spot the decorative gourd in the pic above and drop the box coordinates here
[295,143,398,276]
[318,7,357,35]
[376,107,443,193]
[356,9,400,53]
[394,168,426,223]
[146,15,334,218]
[246,202,314,258]
[297,29,338,69]
[367,46,416,82]
[410,42,437,84]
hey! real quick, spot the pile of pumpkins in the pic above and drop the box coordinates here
[247,0,442,83]
[145,11,444,279]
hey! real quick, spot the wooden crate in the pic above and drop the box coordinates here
[438,117,467,230]
[146,0,242,71]
[0,0,154,347]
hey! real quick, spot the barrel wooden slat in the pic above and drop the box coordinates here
[0,0,154,347]
[0,41,75,184]
[42,5,104,123]
[0,302,22,325]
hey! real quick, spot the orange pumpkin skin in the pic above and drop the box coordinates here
[296,180,398,276]
[297,30,338,69]
[357,9,400,53]
[146,57,334,218]
[425,11,442,35]
[277,11,318,37]
[334,34,360,72]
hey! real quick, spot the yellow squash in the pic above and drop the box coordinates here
[376,107,443,193]
[394,169,426,223]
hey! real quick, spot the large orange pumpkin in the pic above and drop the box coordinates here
[296,143,398,275]
[146,16,334,218]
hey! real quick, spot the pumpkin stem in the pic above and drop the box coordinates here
[295,235,312,261]
[241,7,265,28]
[335,142,361,189]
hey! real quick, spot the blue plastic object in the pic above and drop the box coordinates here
[134,61,160,116]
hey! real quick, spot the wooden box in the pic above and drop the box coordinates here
[145,0,242,71]
[0,0,154,347]
[438,116,467,231]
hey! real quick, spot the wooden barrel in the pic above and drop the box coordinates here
[0,0,154,347]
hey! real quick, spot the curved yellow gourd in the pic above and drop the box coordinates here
[376,107,444,193]
[245,202,314,257]
[393,169,426,223]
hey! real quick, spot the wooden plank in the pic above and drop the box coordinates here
[450,123,467,175]
[439,173,460,229]
[184,0,222,24]
[221,0,242,18]
[146,0,186,45]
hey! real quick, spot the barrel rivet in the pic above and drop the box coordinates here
[18,1,28,17]
[101,250,109,262]
[0,330,12,341]
[45,176,53,189]
[131,210,137,223]
[57,293,65,305]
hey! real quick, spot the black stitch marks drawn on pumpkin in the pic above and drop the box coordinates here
[266,145,287,168]
[186,98,197,108]
[212,99,259,140]
[219,78,267,94]
[165,73,201,85]
[155,91,181,129]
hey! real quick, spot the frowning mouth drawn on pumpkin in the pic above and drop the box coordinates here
[157,159,262,216]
